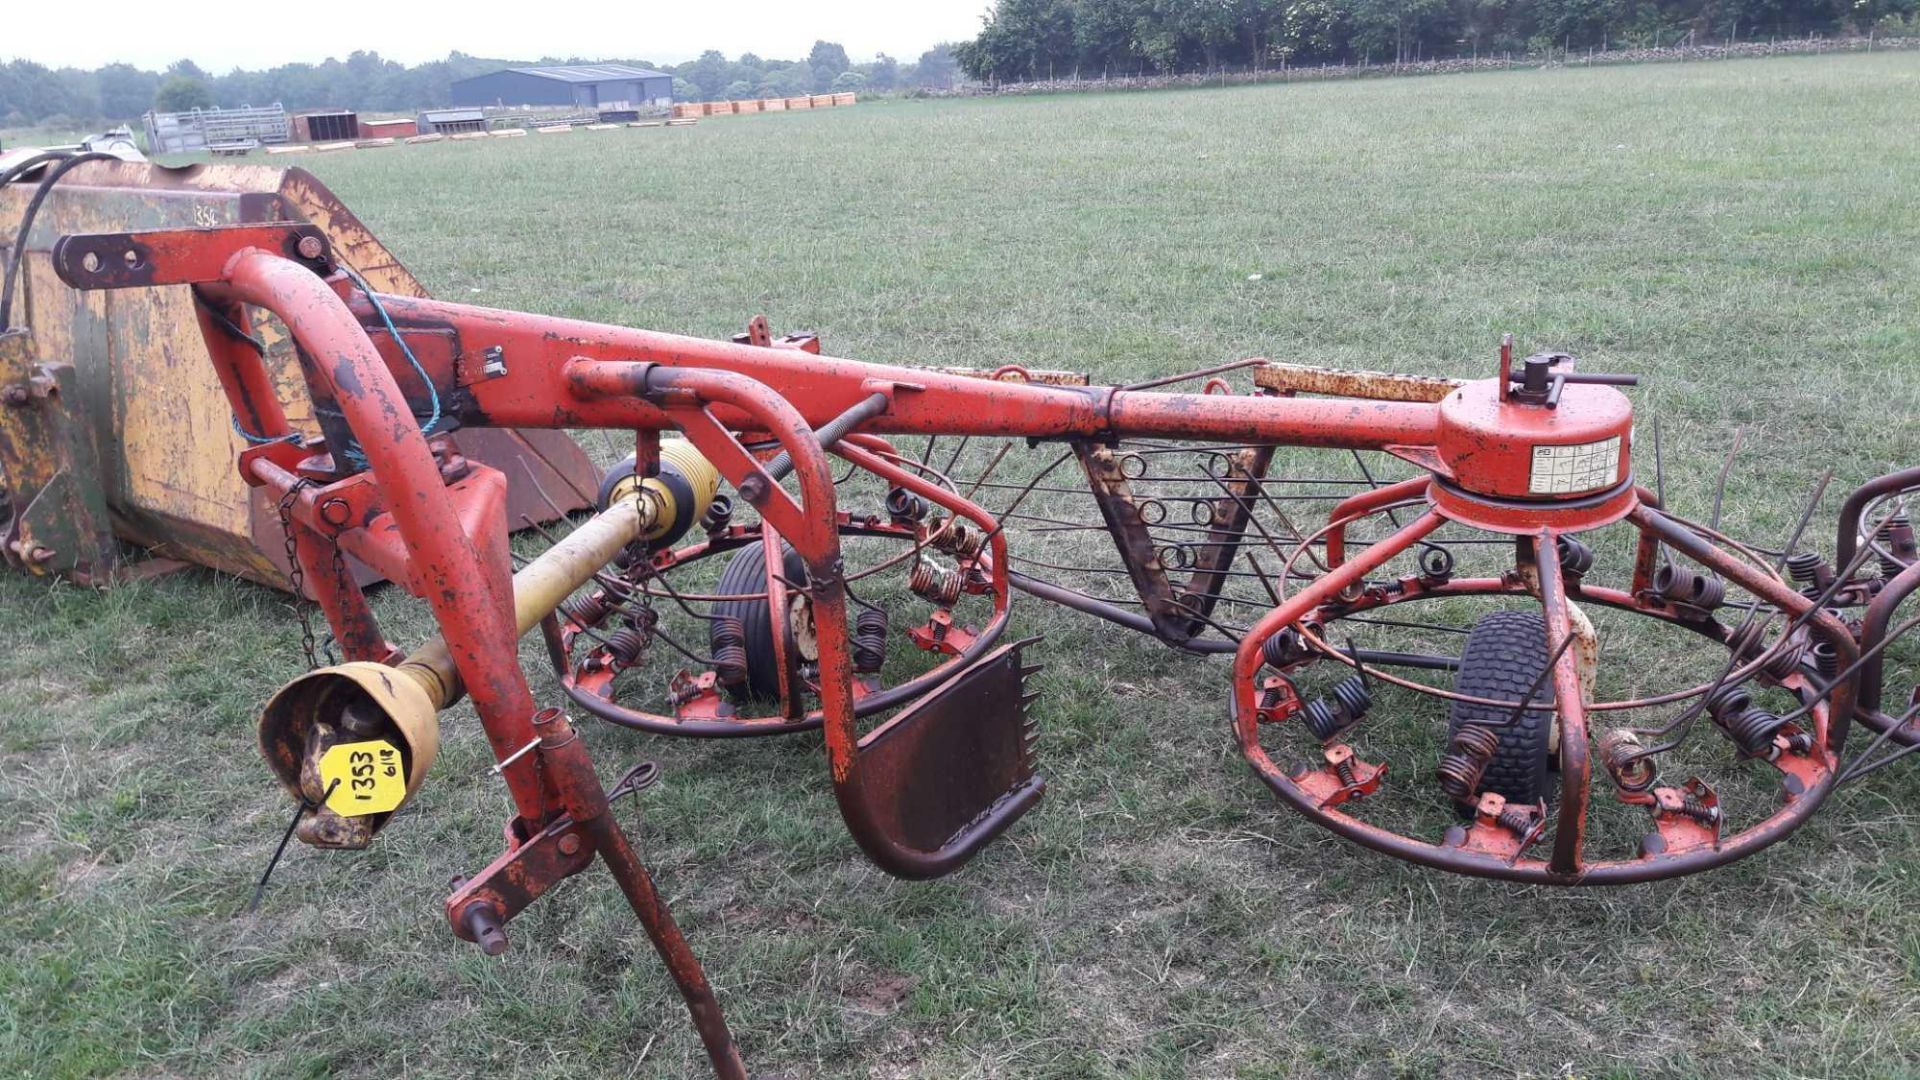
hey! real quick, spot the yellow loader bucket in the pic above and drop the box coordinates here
[0,158,594,590]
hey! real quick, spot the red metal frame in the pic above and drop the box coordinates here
[45,221,1894,1072]
[48,220,1866,870]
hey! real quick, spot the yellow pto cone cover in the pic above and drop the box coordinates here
[258,661,441,818]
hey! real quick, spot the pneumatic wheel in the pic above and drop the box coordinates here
[1448,610,1558,804]
[711,541,809,702]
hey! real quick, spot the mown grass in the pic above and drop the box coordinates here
[4,52,1920,1078]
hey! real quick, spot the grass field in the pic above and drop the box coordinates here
[5,52,1920,1079]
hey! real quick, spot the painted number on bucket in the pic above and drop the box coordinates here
[319,739,406,816]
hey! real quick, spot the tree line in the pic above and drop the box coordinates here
[0,43,965,128]
[677,42,962,102]
[953,0,1920,81]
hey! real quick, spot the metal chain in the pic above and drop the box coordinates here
[323,533,348,665]
[276,480,320,670]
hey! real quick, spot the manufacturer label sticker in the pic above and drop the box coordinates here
[1529,436,1621,495]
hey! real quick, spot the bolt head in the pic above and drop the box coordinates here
[296,234,326,260]
[557,834,582,856]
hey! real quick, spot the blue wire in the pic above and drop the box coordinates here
[339,263,440,437]
[230,416,302,445]
[226,265,436,472]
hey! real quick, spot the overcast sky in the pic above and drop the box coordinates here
[5,1,990,71]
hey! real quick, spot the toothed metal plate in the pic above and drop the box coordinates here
[854,638,1044,853]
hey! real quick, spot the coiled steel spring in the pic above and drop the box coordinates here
[1300,674,1371,741]
[886,487,928,523]
[932,517,987,559]
[909,558,965,606]
[709,614,749,686]
[1494,803,1539,837]
[1727,619,1803,681]
[1556,535,1595,579]
[1330,675,1370,718]
[1653,563,1725,611]
[561,590,610,628]
[1879,513,1916,579]
[1808,639,1840,681]
[1673,793,1719,825]
[1721,703,1789,757]
[852,607,890,673]
[1258,678,1288,712]
[1436,724,1500,803]
[1704,682,1752,718]
[1706,683,1786,756]
[603,606,659,667]
[702,494,734,532]
[1599,729,1658,793]
[1785,550,1828,600]
[604,627,649,667]
[1260,628,1301,670]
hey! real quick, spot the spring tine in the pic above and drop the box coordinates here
[1119,357,1267,391]
[990,450,1077,525]
[942,435,971,478]
[1838,700,1920,784]
[1244,554,1283,606]
[962,442,1015,499]
[642,559,735,624]
[506,427,599,509]
[1342,614,1471,635]
[1652,417,1667,510]
[1350,450,1406,528]
[518,512,567,547]
[1343,637,1370,690]
[1498,631,1579,727]
[519,458,584,535]
[766,570,813,597]
[1249,483,1332,573]
[1775,469,1834,571]
[1709,427,1742,533]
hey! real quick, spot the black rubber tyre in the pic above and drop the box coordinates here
[711,541,808,702]
[1448,610,1557,804]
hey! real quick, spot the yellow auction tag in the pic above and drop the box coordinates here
[318,739,407,817]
